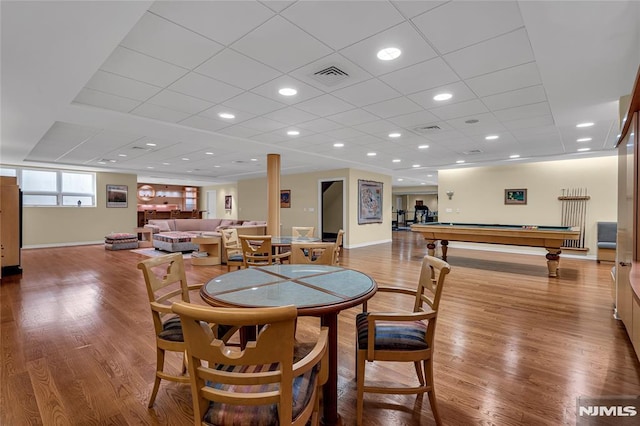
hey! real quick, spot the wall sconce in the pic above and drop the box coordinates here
[446,190,454,200]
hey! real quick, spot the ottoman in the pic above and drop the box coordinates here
[105,233,139,250]
[153,232,198,252]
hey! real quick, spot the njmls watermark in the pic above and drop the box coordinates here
[576,395,640,425]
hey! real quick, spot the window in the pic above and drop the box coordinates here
[14,167,96,207]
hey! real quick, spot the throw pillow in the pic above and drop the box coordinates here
[156,221,172,232]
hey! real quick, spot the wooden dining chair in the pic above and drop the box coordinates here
[137,253,236,407]
[290,242,336,265]
[171,302,329,426]
[220,228,244,271]
[239,235,290,267]
[292,226,315,238]
[355,255,451,425]
[144,209,156,224]
[333,229,345,265]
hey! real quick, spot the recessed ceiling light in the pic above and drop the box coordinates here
[109,160,116,163]
[456,160,465,164]
[250,158,258,162]
[146,143,156,147]
[147,166,154,169]
[576,137,592,142]
[388,132,401,138]
[333,143,344,147]
[427,174,433,177]
[392,159,401,163]
[377,47,401,61]
[576,122,594,128]
[278,87,297,96]
[213,165,221,168]
[577,148,591,152]
[367,152,377,156]
[162,162,170,165]
[218,112,235,119]
[418,145,429,149]
[412,164,420,168]
[510,154,520,159]
[181,158,189,161]
[433,93,452,101]
[118,154,127,157]
[397,178,404,182]
[420,182,426,185]
[97,161,106,165]
[205,152,214,155]
[287,130,300,136]
[485,135,499,140]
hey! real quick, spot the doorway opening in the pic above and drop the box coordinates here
[318,179,345,242]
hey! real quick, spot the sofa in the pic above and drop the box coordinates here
[144,218,267,262]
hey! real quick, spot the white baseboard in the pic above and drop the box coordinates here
[345,238,392,249]
[23,240,104,249]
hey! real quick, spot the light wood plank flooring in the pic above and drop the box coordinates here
[2,231,639,425]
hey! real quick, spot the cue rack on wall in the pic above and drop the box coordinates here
[558,187,590,250]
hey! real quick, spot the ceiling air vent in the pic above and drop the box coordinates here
[310,65,349,86]
[414,125,441,133]
[463,149,483,155]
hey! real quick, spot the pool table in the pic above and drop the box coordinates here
[411,223,581,277]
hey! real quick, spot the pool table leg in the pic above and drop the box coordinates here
[545,249,561,277]
[426,239,449,261]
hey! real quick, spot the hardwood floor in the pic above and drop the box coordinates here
[2,231,639,425]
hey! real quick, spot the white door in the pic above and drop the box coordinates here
[206,190,217,219]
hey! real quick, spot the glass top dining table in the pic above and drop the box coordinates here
[200,264,377,426]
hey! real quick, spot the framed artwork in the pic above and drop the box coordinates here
[106,184,128,208]
[224,195,232,210]
[505,188,527,205]
[358,179,383,224]
[280,190,291,208]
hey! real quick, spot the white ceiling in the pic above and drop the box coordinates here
[1,1,639,187]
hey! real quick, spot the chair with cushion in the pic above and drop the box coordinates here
[144,209,156,224]
[355,255,451,425]
[597,221,617,263]
[333,229,345,265]
[292,226,315,238]
[220,228,244,271]
[137,253,236,407]
[290,242,336,265]
[239,235,291,267]
[171,302,329,426]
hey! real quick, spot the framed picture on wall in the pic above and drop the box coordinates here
[106,185,128,208]
[280,190,291,208]
[505,188,527,205]
[358,179,383,224]
[224,195,232,210]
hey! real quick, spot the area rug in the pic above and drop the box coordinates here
[130,248,191,259]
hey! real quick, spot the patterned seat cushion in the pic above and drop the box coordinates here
[158,316,184,341]
[203,362,318,426]
[158,316,235,343]
[356,312,428,351]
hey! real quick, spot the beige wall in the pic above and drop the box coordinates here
[200,184,238,220]
[24,172,138,247]
[437,155,618,256]
[237,168,392,247]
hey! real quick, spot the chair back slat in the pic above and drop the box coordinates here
[291,242,336,265]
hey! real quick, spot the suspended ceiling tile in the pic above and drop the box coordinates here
[120,12,223,69]
[281,0,404,50]
[332,78,400,107]
[169,72,243,104]
[100,46,188,87]
[130,103,191,123]
[412,0,524,54]
[465,62,542,98]
[195,49,282,90]
[73,88,140,113]
[482,85,547,111]
[380,57,459,95]
[147,90,214,115]
[444,29,535,79]
[85,70,161,101]
[222,92,286,116]
[231,16,333,73]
